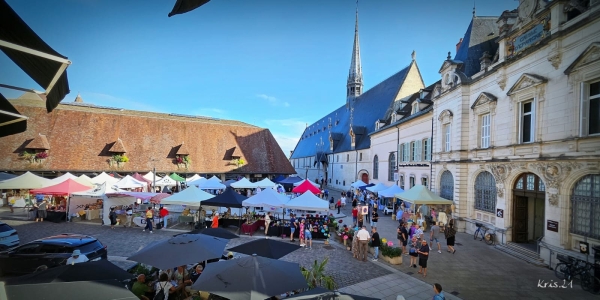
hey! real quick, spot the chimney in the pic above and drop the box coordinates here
[456,38,463,52]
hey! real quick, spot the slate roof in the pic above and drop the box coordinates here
[291,63,414,159]
[0,98,295,175]
[454,17,500,77]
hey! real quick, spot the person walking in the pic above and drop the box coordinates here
[356,226,370,262]
[109,207,118,229]
[430,222,442,253]
[417,239,430,277]
[398,222,408,255]
[445,219,457,254]
[336,199,342,214]
[371,227,380,261]
[143,207,153,233]
[125,205,133,228]
[371,209,379,228]
[264,212,271,237]
[433,283,446,300]
[36,199,48,222]
[352,207,358,227]
[289,214,297,242]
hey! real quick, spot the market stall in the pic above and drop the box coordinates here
[230,177,257,189]
[90,172,120,185]
[69,182,126,222]
[29,179,92,223]
[291,180,321,194]
[115,175,148,191]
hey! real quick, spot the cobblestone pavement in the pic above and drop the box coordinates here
[325,188,595,300]
[0,217,391,289]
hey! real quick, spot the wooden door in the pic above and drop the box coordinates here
[361,173,369,184]
[513,196,528,243]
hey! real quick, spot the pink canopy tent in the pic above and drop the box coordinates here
[292,180,321,194]
[132,172,152,185]
[29,179,91,196]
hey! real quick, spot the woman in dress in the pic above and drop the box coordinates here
[445,218,456,254]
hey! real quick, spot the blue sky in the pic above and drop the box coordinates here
[1,0,517,156]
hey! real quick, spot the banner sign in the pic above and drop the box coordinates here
[514,24,544,53]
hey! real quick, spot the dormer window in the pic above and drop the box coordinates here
[411,103,419,114]
[391,114,397,123]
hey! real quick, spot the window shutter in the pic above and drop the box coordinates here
[581,82,589,136]
[416,140,422,161]
[427,138,432,161]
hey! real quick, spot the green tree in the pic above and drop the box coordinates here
[300,257,337,290]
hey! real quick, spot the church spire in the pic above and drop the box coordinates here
[347,0,363,109]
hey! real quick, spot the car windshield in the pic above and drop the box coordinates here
[0,224,13,232]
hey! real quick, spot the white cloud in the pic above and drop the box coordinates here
[256,94,290,107]
[264,118,308,156]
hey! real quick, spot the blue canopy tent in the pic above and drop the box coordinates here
[0,172,17,181]
[359,183,375,190]
[272,175,286,183]
[277,176,304,193]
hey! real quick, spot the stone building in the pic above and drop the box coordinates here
[0,93,296,179]
[431,0,600,264]
[289,7,424,189]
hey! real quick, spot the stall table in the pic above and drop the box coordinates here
[85,209,101,220]
[241,220,265,236]
[45,211,67,223]
[204,218,245,229]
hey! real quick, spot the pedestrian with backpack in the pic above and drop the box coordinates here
[154,273,176,300]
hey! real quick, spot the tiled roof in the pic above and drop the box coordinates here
[290,63,414,158]
[0,98,295,175]
[455,17,500,77]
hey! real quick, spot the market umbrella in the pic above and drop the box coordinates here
[287,287,380,300]
[127,234,227,270]
[4,260,133,285]
[228,239,301,259]
[191,254,308,300]
[183,227,239,240]
[0,280,138,300]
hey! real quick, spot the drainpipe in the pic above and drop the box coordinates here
[396,124,400,186]
[430,116,434,190]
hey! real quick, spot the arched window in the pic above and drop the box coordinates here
[388,153,396,181]
[373,155,379,180]
[474,171,497,213]
[440,171,454,201]
[571,174,600,239]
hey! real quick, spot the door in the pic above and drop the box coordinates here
[513,196,528,243]
[533,197,545,241]
[361,173,369,184]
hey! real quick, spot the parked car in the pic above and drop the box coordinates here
[0,233,107,276]
[0,222,19,250]
[383,205,394,215]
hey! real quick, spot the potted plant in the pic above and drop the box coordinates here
[300,258,337,290]
[175,155,191,169]
[369,238,403,265]
[232,158,245,168]
[109,154,128,168]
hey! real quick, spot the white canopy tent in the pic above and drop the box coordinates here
[70,182,131,224]
[395,185,454,205]
[188,177,226,190]
[186,174,203,182]
[0,171,52,189]
[115,175,148,190]
[143,171,162,182]
[153,176,177,187]
[350,180,367,188]
[230,177,257,189]
[208,175,222,182]
[284,191,329,212]
[160,186,214,207]
[378,185,404,198]
[78,174,94,187]
[242,188,289,207]
[91,172,120,185]
[366,183,390,193]
[255,178,276,188]
[293,179,319,187]
[50,172,94,187]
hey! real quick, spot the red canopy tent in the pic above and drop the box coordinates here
[29,178,91,195]
[132,172,152,191]
[292,180,321,194]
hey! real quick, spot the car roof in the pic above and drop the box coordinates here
[34,234,97,246]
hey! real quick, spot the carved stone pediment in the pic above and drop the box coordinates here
[506,73,548,96]
[437,109,454,124]
[564,42,600,75]
[471,92,498,109]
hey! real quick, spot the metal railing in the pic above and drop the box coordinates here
[537,238,590,270]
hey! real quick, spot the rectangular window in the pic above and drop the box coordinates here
[416,140,422,161]
[444,125,451,152]
[520,100,534,143]
[403,143,410,162]
[421,177,428,188]
[346,154,349,162]
[399,175,405,190]
[410,142,416,161]
[336,155,339,162]
[423,138,431,161]
[359,153,363,161]
[481,113,491,148]
[409,176,415,188]
[589,81,600,135]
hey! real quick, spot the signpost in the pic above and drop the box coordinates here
[547,220,559,232]
[496,208,504,218]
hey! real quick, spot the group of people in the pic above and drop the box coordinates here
[286,213,315,249]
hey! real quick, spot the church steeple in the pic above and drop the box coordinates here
[346,0,363,109]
